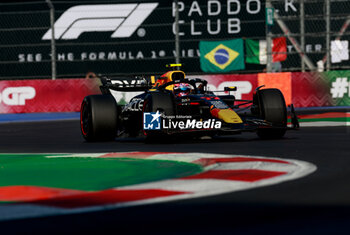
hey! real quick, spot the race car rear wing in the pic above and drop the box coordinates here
[99,76,153,93]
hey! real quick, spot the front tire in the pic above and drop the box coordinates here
[254,89,287,139]
[80,94,118,141]
[143,92,175,141]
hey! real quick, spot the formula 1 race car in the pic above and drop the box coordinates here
[80,64,299,141]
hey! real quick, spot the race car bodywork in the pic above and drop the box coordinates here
[80,65,299,141]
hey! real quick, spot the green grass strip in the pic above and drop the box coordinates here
[289,117,350,123]
[0,155,203,191]
[299,117,350,122]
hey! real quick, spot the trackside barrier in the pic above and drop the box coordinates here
[190,70,350,108]
[0,70,349,114]
[0,79,100,113]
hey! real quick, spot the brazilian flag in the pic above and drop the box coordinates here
[199,39,245,73]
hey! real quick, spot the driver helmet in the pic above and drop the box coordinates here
[174,83,192,97]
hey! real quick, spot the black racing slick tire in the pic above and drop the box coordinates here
[255,89,287,139]
[80,94,118,141]
[143,92,175,141]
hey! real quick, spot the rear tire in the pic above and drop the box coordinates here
[254,89,287,139]
[80,94,118,141]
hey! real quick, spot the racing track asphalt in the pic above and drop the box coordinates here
[0,120,349,234]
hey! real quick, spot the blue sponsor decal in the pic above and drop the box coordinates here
[143,111,161,130]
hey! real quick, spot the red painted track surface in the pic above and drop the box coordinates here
[0,120,349,234]
[181,169,287,182]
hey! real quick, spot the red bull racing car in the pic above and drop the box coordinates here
[80,64,299,141]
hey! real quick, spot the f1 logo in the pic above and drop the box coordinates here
[42,3,158,40]
[143,111,161,130]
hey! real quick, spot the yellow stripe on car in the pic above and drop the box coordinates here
[218,109,243,124]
